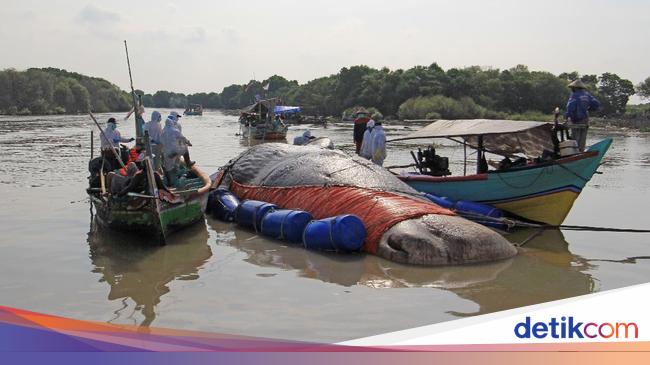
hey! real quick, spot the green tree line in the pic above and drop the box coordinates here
[0,68,131,115]
[2,64,645,120]
[139,64,641,120]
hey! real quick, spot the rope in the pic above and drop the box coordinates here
[457,210,650,233]
[496,164,549,189]
[555,162,590,183]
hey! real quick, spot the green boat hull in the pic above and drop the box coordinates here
[90,192,208,243]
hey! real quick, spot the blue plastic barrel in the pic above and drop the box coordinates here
[424,193,454,209]
[235,200,277,231]
[453,200,505,229]
[260,209,313,243]
[302,215,366,252]
[208,189,240,222]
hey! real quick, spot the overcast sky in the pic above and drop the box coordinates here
[1,0,648,94]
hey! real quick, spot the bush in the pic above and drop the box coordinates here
[17,108,31,115]
[341,106,383,120]
[397,95,487,120]
[425,111,441,119]
[28,98,49,115]
[506,110,553,121]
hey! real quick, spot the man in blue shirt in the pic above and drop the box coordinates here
[565,79,600,151]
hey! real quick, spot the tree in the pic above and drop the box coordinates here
[53,83,74,112]
[637,76,650,99]
[152,90,172,108]
[597,73,635,115]
[68,79,91,113]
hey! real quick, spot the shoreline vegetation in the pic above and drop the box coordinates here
[1,65,648,129]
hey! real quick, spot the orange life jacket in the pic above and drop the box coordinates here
[119,149,141,176]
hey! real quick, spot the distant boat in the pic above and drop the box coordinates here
[184,104,203,116]
[390,119,612,225]
[239,98,291,140]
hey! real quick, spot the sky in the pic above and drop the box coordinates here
[1,0,649,94]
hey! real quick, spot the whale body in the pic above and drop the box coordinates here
[216,143,516,266]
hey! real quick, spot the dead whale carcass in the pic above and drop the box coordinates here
[214,143,516,265]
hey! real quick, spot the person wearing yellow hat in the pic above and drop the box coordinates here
[565,79,600,151]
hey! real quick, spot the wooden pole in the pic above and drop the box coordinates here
[90,130,94,160]
[463,140,467,176]
[144,156,166,245]
[124,40,143,141]
[476,135,484,175]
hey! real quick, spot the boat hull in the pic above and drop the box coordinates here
[399,138,612,225]
[88,165,212,243]
[241,124,288,140]
[90,192,208,241]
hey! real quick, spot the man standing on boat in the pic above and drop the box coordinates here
[161,115,194,185]
[144,111,163,169]
[100,117,134,171]
[565,79,600,151]
[167,111,195,168]
[353,108,370,155]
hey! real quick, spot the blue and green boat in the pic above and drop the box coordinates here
[392,119,612,225]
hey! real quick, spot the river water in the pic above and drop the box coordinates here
[0,110,649,342]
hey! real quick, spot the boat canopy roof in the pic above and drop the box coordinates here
[390,119,555,158]
[274,105,301,115]
[244,98,280,114]
[244,98,301,116]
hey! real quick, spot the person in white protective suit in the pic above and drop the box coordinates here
[293,129,315,146]
[359,119,375,159]
[370,121,387,166]
[100,117,134,171]
[144,111,163,169]
[144,111,163,143]
[161,117,193,184]
[167,111,194,167]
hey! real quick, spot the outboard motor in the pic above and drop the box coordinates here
[415,146,451,176]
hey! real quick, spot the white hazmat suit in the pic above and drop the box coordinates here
[144,111,163,144]
[101,120,131,150]
[160,117,190,172]
[370,123,387,166]
[359,119,375,159]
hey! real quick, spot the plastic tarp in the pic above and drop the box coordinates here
[274,106,301,115]
[390,119,555,158]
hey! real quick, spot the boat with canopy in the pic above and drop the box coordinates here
[390,119,612,225]
[238,98,295,140]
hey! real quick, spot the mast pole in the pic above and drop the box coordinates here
[124,40,143,143]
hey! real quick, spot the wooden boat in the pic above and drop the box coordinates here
[87,41,211,244]
[238,98,290,140]
[391,119,612,225]
[240,121,288,140]
[87,112,210,243]
[184,104,203,116]
[88,163,211,243]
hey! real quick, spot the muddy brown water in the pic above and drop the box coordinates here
[0,110,649,342]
